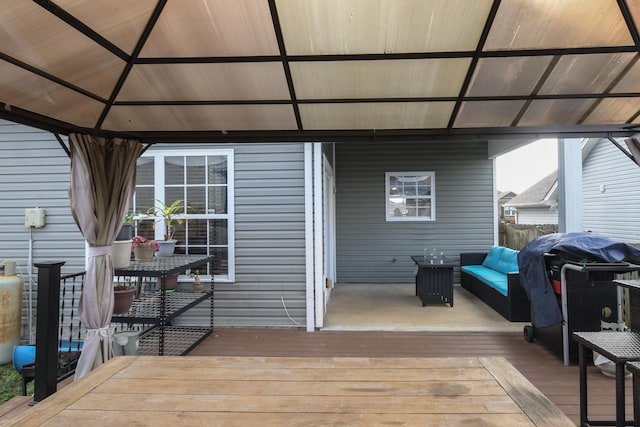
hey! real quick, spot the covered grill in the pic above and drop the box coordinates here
[519,232,640,365]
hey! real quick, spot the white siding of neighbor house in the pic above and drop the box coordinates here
[0,120,308,337]
[335,141,495,285]
[516,207,558,226]
[583,139,640,244]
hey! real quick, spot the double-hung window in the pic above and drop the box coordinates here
[133,149,234,282]
[385,172,435,221]
[503,206,516,217]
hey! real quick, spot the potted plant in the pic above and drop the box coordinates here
[115,211,136,241]
[113,278,136,314]
[131,235,159,262]
[112,212,137,268]
[188,269,204,293]
[146,199,188,257]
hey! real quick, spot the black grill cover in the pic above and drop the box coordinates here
[517,232,640,328]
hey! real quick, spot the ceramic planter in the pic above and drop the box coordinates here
[115,223,132,241]
[111,239,132,268]
[157,239,177,257]
[133,245,155,262]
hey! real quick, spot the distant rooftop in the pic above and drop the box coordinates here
[504,171,558,208]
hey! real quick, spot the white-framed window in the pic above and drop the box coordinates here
[133,149,234,282]
[385,172,435,221]
[503,206,517,217]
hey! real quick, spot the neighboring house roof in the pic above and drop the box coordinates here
[498,191,517,200]
[502,138,605,210]
[505,171,558,209]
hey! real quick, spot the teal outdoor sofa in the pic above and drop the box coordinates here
[460,246,531,322]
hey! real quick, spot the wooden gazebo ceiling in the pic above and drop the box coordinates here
[2,0,640,143]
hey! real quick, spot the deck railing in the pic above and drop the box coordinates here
[23,262,84,402]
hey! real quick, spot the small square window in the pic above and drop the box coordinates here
[386,172,435,221]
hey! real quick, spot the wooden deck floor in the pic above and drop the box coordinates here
[2,355,575,426]
[1,328,636,426]
[190,328,636,426]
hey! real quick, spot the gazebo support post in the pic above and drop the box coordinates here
[33,261,65,403]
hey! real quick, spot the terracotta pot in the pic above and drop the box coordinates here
[158,273,179,291]
[134,244,155,262]
[192,281,204,293]
[113,288,135,314]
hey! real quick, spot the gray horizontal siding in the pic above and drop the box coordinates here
[226,143,306,327]
[335,141,495,284]
[0,120,86,342]
[0,121,85,275]
[173,284,306,329]
[1,128,308,338]
[146,142,307,328]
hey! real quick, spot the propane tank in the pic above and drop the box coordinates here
[0,260,23,364]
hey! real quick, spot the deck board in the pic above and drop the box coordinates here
[480,356,572,426]
[2,355,573,427]
[2,328,637,425]
[14,410,541,426]
[189,329,636,426]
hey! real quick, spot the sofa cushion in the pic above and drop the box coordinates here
[482,246,519,274]
[481,246,503,270]
[460,265,509,296]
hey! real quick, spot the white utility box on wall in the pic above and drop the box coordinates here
[25,207,45,228]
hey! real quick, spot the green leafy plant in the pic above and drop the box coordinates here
[123,211,137,224]
[186,269,204,292]
[186,269,200,282]
[114,277,135,292]
[146,199,188,241]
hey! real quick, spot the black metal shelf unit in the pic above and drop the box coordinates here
[113,255,214,356]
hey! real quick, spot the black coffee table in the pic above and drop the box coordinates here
[411,255,456,307]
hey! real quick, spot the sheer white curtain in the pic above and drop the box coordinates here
[68,134,143,379]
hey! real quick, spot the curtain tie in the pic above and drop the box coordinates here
[87,326,112,340]
[88,246,112,257]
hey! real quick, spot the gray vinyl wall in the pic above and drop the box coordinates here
[0,120,308,336]
[0,120,84,274]
[153,142,307,328]
[582,138,640,244]
[335,141,495,284]
[0,120,83,342]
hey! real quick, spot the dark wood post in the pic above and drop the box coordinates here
[33,261,65,403]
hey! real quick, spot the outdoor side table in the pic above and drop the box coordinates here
[627,361,640,427]
[113,255,215,356]
[573,331,640,427]
[612,279,640,331]
[410,255,455,307]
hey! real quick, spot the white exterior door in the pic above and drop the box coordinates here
[323,156,336,304]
